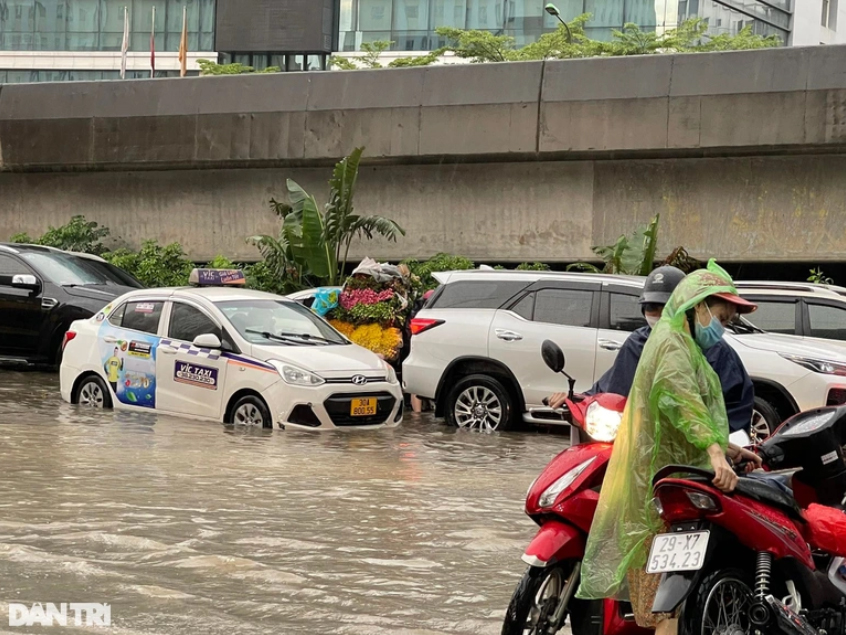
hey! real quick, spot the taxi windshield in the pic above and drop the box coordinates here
[215,299,348,346]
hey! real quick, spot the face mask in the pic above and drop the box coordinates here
[645,315,660,329]
[694,305,725,350]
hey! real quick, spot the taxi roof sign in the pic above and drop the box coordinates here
[189,268,246,287]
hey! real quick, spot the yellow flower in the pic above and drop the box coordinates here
[346,324,403,361]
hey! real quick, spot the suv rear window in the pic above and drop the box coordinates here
[429,280,530,310]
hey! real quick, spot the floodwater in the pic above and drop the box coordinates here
[0,370,573,635]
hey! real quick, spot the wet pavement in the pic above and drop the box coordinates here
[0,370,573,635]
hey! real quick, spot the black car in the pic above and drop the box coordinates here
[0,244,143,367]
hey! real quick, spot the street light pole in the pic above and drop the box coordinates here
[544,3,573,44]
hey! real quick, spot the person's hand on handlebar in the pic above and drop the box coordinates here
[548,392,569,409]
[727,443,763,473]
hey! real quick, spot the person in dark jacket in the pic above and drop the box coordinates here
[549,266,755,434]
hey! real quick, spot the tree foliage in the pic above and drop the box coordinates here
[11,215,111,255]
[568,215,660,275]
[197,59,281,75]
[332,16,780,69]
[249,148,405,290]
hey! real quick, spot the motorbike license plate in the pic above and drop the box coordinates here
[646,531,710,574]
[350,398,377,416]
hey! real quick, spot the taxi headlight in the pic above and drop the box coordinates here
[269,361,325,386]
[383,362,398,385]
[584,402,623,442]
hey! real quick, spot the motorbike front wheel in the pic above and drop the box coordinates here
[501,561,601,635]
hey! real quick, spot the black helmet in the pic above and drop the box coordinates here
[640,266,686,305]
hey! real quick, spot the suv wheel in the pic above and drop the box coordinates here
[445,374,515,431]
[751,396,780,442]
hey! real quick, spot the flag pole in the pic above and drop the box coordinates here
[179,5,188,77]
[120,6,128,80]
[150,6,156,79]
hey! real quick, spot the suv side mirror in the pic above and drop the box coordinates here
[541,339,566,373]
[12,274,40,292]
[193,333,222,349]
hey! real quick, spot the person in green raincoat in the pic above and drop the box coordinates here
[576,261,761,634]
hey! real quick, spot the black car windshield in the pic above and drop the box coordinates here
[215,299,348,346]
[79,259,144,288]
[20,252,108,286]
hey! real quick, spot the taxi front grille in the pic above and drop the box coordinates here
[324,392,396,427]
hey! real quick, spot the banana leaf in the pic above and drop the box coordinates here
[283,180,336,282]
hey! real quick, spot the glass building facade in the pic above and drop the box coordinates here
[338,0,791,51]
[0,1,797,83]
[0,0,216,52]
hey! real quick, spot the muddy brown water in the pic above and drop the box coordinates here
[0,370,574,635]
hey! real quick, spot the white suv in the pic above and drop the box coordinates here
[403,270,846,433]
[737,281,846,351]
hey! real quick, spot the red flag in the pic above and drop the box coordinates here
[150,6,156,78]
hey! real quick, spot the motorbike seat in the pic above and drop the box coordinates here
[735,476,805,523]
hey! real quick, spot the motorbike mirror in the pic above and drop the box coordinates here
[541,340,565,373]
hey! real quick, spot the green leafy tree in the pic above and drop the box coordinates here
[250,147,405,288]
[808,267,834,285]
[568,215,660,275]
[329,41,393,70]
[516,262,551,271]
[333,16,780,69]
[11,215,110,255]
[105,240,193,287]
[197,59,280,75]
[403,253,475,291]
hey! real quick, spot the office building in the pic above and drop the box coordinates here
[0,1,842,84]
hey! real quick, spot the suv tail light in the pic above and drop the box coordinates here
[62,331,77,351]
[410,318,444,336]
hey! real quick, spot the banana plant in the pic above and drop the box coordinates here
[568,214,660,275]
[251,147,406,289]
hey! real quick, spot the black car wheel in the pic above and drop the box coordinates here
[229,395,273,429]
[74,375,113,409]
[445,373,516,431]
[751,397,780,443]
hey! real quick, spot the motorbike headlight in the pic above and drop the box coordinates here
[782,411,836,437]
[584,402,623,442]
[780,354,846,376]
[538,457,596,508]
[269,361,325,386]
[383,362,398,385]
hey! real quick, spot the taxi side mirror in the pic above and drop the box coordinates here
[193,333,222,349]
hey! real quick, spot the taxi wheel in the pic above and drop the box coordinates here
[230,395,272,429]
[74,375,113,409]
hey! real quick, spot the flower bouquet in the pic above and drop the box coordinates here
[324,259,415,364]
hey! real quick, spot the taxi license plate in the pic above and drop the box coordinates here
[646,531,709,574]
[350,398,377,417]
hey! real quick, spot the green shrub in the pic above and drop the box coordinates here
[403,253,475,291]
[11,215,110,255]
[105,240,193,288]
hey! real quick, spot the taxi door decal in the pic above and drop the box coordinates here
[99,323,160,409]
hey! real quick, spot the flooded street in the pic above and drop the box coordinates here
[0,370,571,635]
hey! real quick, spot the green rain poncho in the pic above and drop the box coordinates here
[577,260,737,600]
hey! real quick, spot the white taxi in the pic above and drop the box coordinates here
[59,270,404,430]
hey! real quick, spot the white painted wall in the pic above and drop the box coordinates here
[0,51,216,73]
[792,0,846,45]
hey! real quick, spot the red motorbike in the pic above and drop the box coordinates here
[650,405,846,635]
[502,341,650,635]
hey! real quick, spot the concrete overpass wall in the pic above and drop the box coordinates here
[1,45,846,262]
